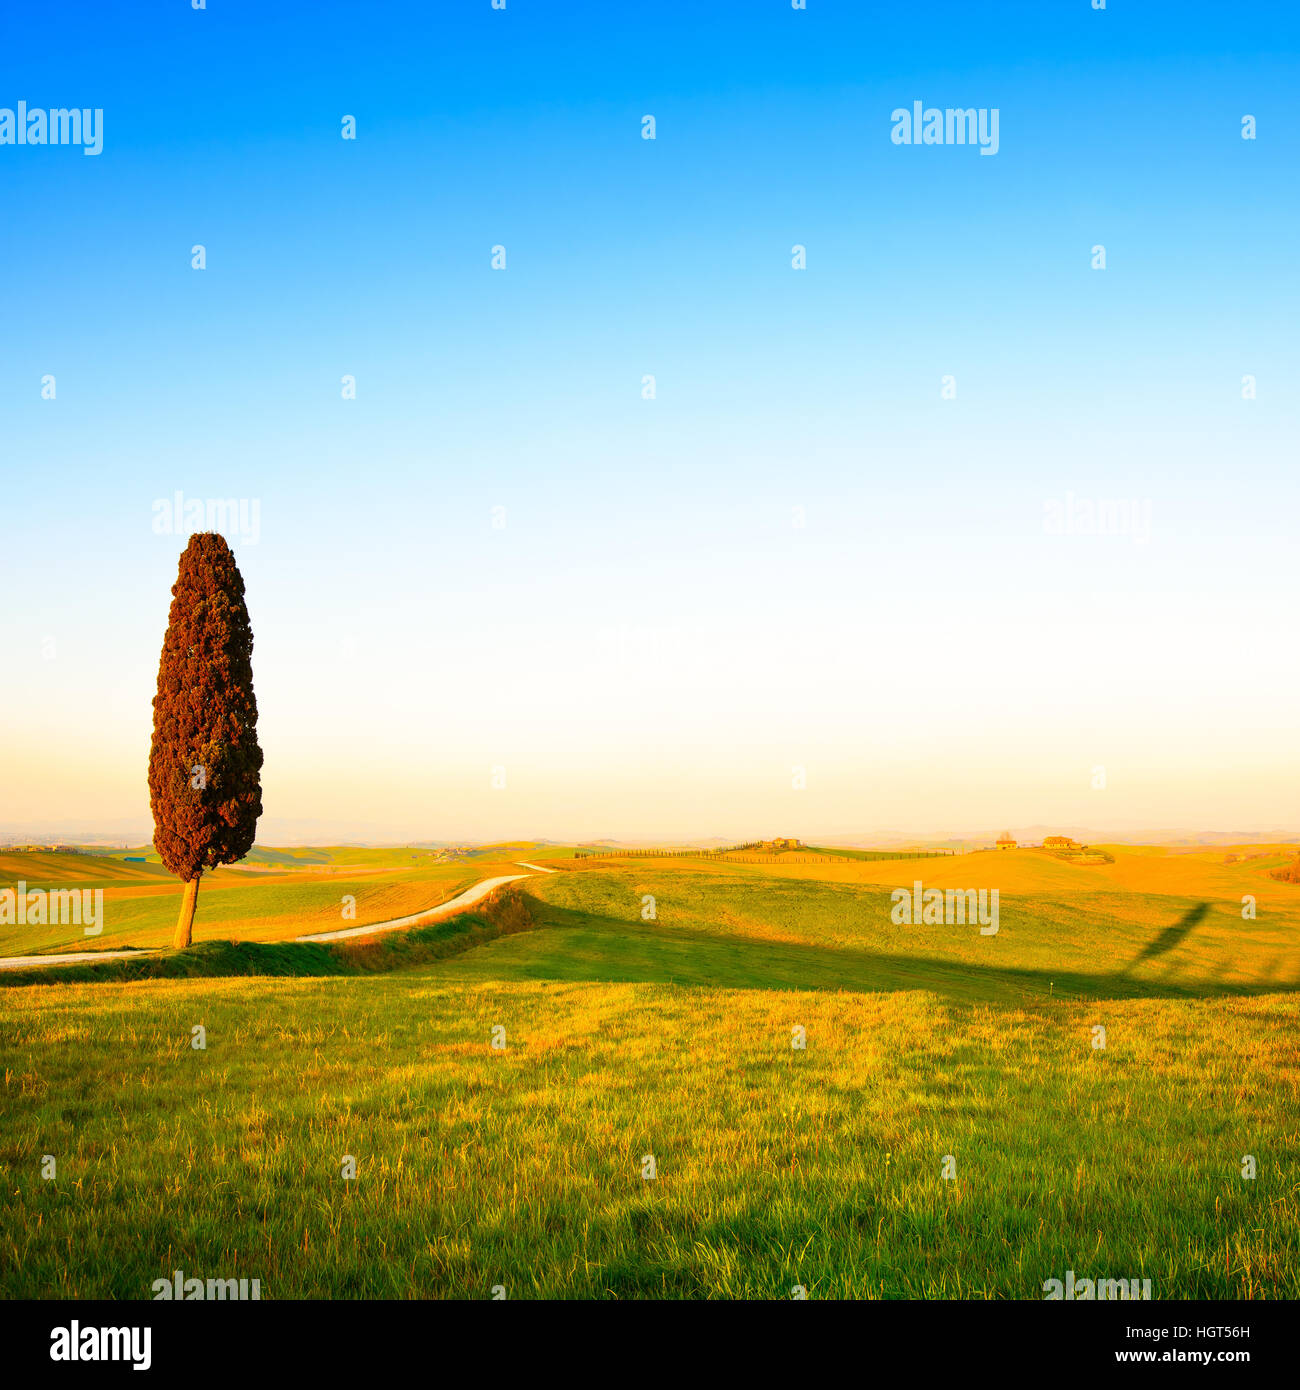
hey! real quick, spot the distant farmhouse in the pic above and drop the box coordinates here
[1044,835,1079,851]
[996,832,1017,850]
[760,838,803,852]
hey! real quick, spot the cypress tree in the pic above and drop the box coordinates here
[148,533,263,947]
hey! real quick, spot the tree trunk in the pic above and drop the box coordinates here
[173,874,201,949]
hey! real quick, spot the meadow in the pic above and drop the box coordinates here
[0,846,492,956]
[1,844,1297,1299]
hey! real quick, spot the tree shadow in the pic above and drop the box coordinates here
[1123,902,1210,973]
[515,897,1298,1005]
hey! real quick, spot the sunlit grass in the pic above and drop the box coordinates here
[2,852,1297,1299]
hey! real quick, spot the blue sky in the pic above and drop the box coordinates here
[2,0,1298,842]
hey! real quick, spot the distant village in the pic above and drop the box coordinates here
[995,833,1080,852]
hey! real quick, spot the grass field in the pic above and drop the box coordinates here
[1,844,1297,1299]
[0,846,527,955]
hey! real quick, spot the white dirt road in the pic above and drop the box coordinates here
[0,862,552,969]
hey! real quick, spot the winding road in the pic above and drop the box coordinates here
[0,861,556,971]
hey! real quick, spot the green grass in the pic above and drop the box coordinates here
[1,860,1297,1299]
[0,889,533,988]
[0,851,481,955]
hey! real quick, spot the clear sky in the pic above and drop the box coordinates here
[1,0,1298,843]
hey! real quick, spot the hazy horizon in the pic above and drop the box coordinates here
[4,817,1299,852]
